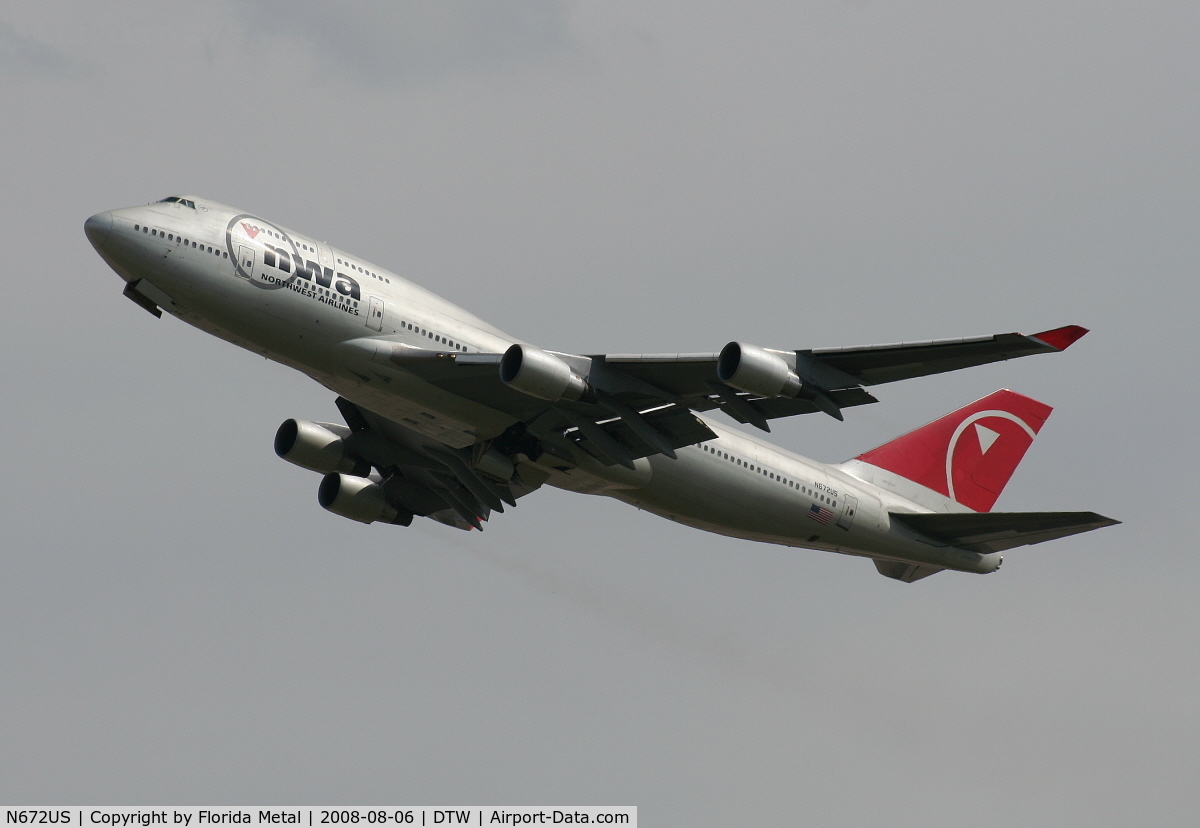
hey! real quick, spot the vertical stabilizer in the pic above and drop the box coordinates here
[848,389,1052,513]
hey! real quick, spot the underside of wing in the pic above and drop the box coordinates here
[320,396,549,531]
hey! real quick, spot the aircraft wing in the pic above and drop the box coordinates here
[803,325,1089,386]
[600,325,1088,393]
[357,324,1086,476]
[376,348,716,469]
[588,325,1086,427]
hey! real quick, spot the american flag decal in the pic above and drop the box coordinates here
[807,503,834,525]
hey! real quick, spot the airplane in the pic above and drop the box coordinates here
[84,195,1117,583]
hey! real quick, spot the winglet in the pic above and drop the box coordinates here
[1030,325,1088,351]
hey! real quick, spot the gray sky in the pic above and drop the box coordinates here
[2,1,1198,824]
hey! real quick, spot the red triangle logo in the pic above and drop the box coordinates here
[241,222,259,239]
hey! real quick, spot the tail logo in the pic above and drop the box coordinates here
[854,389,1053,513]
[945,411,1037,506]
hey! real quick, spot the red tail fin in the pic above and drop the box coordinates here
[854,390,1053,512]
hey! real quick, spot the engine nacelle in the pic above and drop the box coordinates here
[274,419,369,476]
[317,473,412,525]
[499,343,587,402]
[717,342,802,398]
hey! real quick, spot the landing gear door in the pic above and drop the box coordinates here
[366,296,384,332]
[837,495,858,530]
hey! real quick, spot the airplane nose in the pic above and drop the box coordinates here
[84,211,113,247]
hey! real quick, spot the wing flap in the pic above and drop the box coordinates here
[891,510,1119,554]
[751,387,878,419]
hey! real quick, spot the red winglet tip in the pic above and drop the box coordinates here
[1031,324,1089,351]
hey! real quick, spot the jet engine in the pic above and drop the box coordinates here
[499,343,587,402]
[717,342,803,398]
[318,473,413,525]
[274,419,369,476]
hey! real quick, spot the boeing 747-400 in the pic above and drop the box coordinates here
[85,196,1117,582]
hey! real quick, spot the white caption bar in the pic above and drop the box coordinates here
[2,810,635,828]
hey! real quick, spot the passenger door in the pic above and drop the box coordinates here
[237,245,255,280]
[318,243,337,272]
[837,495,859,530]
[366,296,384,332]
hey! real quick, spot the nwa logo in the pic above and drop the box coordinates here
[225,215,361,308]
[944,410,1039,512]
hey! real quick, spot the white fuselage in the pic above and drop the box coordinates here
[86,196,1000,575]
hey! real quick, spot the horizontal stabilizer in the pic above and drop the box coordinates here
[891,510,1119,554]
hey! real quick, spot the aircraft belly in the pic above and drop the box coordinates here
[613,447,987,570]
[634,450,822,541]
[543,455,653,495]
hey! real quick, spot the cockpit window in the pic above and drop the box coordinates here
[156,196,197,208]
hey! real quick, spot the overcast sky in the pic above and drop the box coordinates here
[2,2,1198,824]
